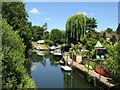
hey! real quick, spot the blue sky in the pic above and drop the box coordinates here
[24,2,118,32]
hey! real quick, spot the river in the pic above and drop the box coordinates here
[28,50,95,88]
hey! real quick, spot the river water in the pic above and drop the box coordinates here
[28,51,95,88]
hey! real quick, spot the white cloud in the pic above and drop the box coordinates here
[43,18,51,21]
[82,12,87,15]
[30,8,39,14]
[75,12,87,16]
[90,13,94,16]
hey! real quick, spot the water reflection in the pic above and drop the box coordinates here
[62,70,93,88]
[28,50,94,88]
[31,65,37,71]
[28,51,46,67]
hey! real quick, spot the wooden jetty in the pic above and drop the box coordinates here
[63,55,115,88]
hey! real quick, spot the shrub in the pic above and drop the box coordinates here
[61,44,71,53]
[45,39,54,46]
[2,19,35,88]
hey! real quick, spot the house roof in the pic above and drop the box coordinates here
[106,33,120,38]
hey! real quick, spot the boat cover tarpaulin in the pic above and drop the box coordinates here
[95,69,110,77]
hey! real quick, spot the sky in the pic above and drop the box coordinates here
[118,2,120,24]
[23,0,120,2]
[24,2,118,32]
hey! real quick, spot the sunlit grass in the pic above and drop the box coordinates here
[32,42,49,49]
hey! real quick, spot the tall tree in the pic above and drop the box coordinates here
[60,31,67,44]
[110,35,118,44]
[43,31,50,40]
[102,32,106,40]
[66,13,86,44]
[31,23,47,41]
[42,23,48,35]
[86,17,97,32]
[31,26,44,41]
[50,29,63,44]
[2,2,32,48]
[105,28,113,33]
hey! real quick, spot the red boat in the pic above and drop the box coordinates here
[95,69,110,77]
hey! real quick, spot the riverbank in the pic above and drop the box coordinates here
[63,54,116,89]
[32,42,49,50]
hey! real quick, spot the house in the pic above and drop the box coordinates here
[37,40,45,44]
[106,33,120,40]
[96,33,120,40]
[117,24,120,34]
[117,24,120,39]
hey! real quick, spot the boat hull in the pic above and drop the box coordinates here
[95,69,110,77]
[61,66,72,72]
[85,64,93,70]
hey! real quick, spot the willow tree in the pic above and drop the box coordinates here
[66,13,86,44]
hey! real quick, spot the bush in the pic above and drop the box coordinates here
[45,39,54,46]
[2,19,35,88]
[61,44,71,53]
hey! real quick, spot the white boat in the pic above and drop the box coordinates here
[68,61,72,65]
[36,46,43,50]
[36,51,44,56]
[37,53,44,56]
[61,66,72,71]
[50,51,54,54]
[53,52,62,56]
[53,50,62,56]
[59,60,64,64]
[50,46,56,50]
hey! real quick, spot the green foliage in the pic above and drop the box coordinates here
[60,30,67,44]
[66,13,86,44]
[71,44,81,52]
[66,13,97,44]
[82,30,97,51]
[81,50,94,59]
[50,29,66,44]
[45,39,54,46]
[86,17,97,31]
[2,19,35,88]
[105,28,113,33]
[31,25,46,41]
[43,31,50,40]
[102,32,106,40]
[110,35,118,45]
[93,58,104,62]
[61,44,71,52]
[104,41,120,74]
[42,23,48,32]
[2,2,32,48]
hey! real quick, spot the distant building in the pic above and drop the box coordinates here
[106,33,120,40]
[117,24,120,35]
[97,33,120,40]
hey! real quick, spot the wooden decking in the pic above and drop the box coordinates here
[63,55,115,88]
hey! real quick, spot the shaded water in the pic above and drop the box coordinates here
[28,51,95,88]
